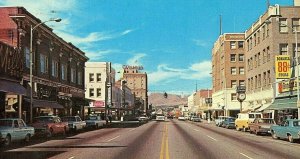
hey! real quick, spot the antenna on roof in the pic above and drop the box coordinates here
[219,14,222,35]
[267,0,270,9]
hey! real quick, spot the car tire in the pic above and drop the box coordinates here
[255,130,259,135]
[47,128,53,138]
[236,126,240,131]
[24,134,30,143]
[271,131,278,139]
[226,125,229,129]
[4,135,11,146]
[242,127,247,132]
[288,135,294,143]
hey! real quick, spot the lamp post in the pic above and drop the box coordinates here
[29,18,61,123]
[265,18,299,119]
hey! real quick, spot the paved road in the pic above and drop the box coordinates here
[1,119,300,159]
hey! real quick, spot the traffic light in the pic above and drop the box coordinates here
[164,92,168,98]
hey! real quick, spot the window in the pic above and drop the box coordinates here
[251,77,253,90]
[239,67,245,74]
[250,37,253,50]
[247,59,251,71]
[258,74,261,87]
[279,19,288,33]
[263,49,266,63]
[247,39,250,51]
[40,54,48,73]
[230,54,236,62]
[238,41,243,48]
[230,41,236,49]
[89,73,94,82]
[61,64,67,80]
[239,80,245,87]
[89,88,94,97]
[231,80,237,88]
[238,54,244,62]
[262,25,266,40]
[248,78,251,91]
[293,44,300,62]
[25,47,30,68]
[267,46,270,62]
[71,68,76,83]
[231,93,237,101]
[263,72,267,86]
[292,18,300,32]
[258,52,261,66]
[231,67,237,75]
[255,75,258,89]
[266,23,269,37]
[279,44,288,55]
[78,72,82,85]
[254,33,257,46]
[257,30,260,44]
[97,88,101,97]
[97,73,101,82]
[267,70,271,85]
[51,60,58,77]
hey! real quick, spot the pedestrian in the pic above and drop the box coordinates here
[108,114,112,123]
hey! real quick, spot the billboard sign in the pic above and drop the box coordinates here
[275,55,291,79]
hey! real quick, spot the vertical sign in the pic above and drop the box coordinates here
[275,55,291,79]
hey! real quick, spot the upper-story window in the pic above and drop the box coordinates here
[239,67,245,75]
[262,25,266,40]
[40,54,48,73]
[247,39,250,51]
[71,68,76,83]
[89,88,94,97]
[239,54,244,62]
[254,33,257,46]
[25,47,30,68]
[279,18,288,33]
[238,41,244,48]
[230,41,236,49]
[97,88,101,97]
[239,80,245,87]
[97,73,101,82]
[230,54,236,62]
[61,63,67,80]
[231,80,237,88]
[292,18,300,32]
[51,60,58,77]
[266,23,270,37]
[250,37,253,50]
[78,71,82,85]
[257,30,260,44]
[89,73,94,82]
[231,67,237,75]
[279,44,288,55]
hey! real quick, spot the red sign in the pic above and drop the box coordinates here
[94,101,105,107]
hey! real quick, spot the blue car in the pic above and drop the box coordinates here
[221,117,236,129]
[270,119,300,143]
[0,118,35,146]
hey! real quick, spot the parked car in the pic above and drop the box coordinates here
[215,116,226,127]
[156,114,165,121]
[32,116,68,138]
[138,115,149,122]
[222,117,236,129]
[61,116,86,132]
[249,118,275,135]
[235,112,262,132]
[85,115,106,129]
[270,119,300,143]
[0,118,35,146]
[178,116,186,121]
[191,116,201,122]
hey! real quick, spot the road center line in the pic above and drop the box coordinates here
[240,153,253,159]
[160,123,170,159]
[193,129,200,132]
[68,157,75,159]
[107,135,120,142]
[128,128,136,132]
[207,135,217,141]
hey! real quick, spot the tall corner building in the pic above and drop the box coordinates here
[211,33,246,117]
[122,66,148,113]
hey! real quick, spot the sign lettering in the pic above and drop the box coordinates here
[275,55,291,79]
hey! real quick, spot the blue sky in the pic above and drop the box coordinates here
[0,0,293,95]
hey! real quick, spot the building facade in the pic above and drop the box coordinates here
[211,33,246,117]
[244,4,300,120]
[122,65,148,113]
[0,7,88,122]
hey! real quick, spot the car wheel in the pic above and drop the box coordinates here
[24,134,30,143]
[242,127,247,132]
[255,130,259,135]
[288,135,294,143]
[4,135,11,146]
[47,128,53,138]
[226,125,229,129]
[271,131,278,139]
[236,126,240,131]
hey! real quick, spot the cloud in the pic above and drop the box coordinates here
[126,53,146,65]
[148,60,212,85]
[121,29,134,35]
[84,49,119,61]
[193,39,208,47]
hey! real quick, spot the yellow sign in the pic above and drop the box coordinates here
[275,55,291,79]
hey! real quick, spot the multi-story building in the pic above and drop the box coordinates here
[122,65,148,113]
[84,62,115,116]
[196,89,212,119]
[0,7,88,121]
[115,79,135,119]
[211,33,246,117]
[244,4,300,120]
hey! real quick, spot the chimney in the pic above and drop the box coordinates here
[295,0,300,6]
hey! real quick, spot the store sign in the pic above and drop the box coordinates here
[275,55,291,79]
[92,101,105,107]
[278,79,297,93]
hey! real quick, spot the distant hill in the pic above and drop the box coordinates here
[148,93,187,107]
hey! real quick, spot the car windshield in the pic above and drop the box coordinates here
[259,119,274,124]
[88,116,99,120]
[34,117,54,123]
[227,118,235,122]
[0,120,12,127]
[62,117,76,122]
[293,121,300,127]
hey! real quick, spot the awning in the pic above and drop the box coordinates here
[256,103,272,112]
[0,80,26,95]
[24,98,64,109]
[265,97,297,110]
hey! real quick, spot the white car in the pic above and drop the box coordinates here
[156,115,165,121]
[178,116,185,121]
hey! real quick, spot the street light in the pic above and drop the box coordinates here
[265,18,299,119]
[29,18,61,123]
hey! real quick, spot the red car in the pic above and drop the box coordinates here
[32,116,69,138]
